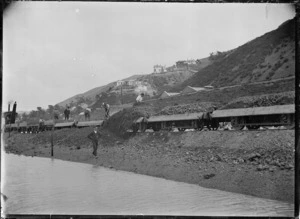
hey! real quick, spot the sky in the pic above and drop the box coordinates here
[3,2,295,111]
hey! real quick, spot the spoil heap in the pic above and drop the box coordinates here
[156,102,220,115]
[221,91,294,109]
[105,104,156,137]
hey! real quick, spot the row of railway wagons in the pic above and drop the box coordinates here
[4,120,104,133]
[133,104,296,132]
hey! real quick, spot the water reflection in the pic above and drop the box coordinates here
[2,153,294,216]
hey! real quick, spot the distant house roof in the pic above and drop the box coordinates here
[147,112,203,122]
[136,104,295,123]
[55,122,75,128]
[213,104,295,118]
[160,91,180,99]
[182,86,207,94]
[77,120,103,127]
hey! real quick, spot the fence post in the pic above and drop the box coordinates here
[51,116,56,157]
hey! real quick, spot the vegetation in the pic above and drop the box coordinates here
[171,18,295,92]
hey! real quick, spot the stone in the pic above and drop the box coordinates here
[203,173,216,179]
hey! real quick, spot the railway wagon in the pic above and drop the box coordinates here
[133,113,203,132]
[212,104,295,130]
[4,123,19,132]
[134,104,296,132]
[54,121,76,130]
[76,120,103,128]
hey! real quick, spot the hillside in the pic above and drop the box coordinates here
[170,18,295,92]
[56,57,212,107]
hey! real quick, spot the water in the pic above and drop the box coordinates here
[1,153,294,216]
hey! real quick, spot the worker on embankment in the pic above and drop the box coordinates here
[102,102,110,119]
[136,93,144,103]
[87,126,101,156]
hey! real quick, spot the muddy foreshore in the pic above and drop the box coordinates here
[3,128,295,203]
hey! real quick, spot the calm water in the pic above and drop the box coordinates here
[1,153,294,216]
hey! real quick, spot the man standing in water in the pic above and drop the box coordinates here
[87,126,101,156]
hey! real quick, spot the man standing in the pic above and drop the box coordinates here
[136,93,144,103]
[87,126,101,156]
[102,103,110,120]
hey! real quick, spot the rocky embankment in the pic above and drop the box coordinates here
[4,128,295,203]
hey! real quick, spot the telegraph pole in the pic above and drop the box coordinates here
[121,84,123,105]
[51,112,57,157]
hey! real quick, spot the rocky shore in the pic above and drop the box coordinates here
[3,128,295,203]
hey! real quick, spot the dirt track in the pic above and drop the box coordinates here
[3,128,295,203]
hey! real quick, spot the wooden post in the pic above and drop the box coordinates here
[51,116,56,157]
[121,84,123,105]
[51,125,54,157]
[8,122,11,138]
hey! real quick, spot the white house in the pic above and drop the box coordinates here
[160,91,180,99]
[186,59,197,65]
[127,80,136,86]
[153,65,166,74]
[116,80,125,86]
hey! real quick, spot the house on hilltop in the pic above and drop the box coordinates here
[160,91,180,99]
[186,59,196,65]
[182,86,207,94]
[116,80,125,86]
[153,65,166,74]
[176,61,188,70]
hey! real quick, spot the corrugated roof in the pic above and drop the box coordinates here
[77,120,103,127]
[134,117,144,123]
[213,104,295,118]
[7,124,18,128]
[168,92,180,96]
[190,87,207,91]
[148,112,203,122]
[19,122,27,127]
[55,122,75,127]
[140,104,295,123]
[44,120,54,126]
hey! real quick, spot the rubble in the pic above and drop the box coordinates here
[221,91,294,109]
[156,102,220,115]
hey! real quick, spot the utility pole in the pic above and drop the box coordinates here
[121,84,123,105]
[51,113,56,157]
[51,120,54,157]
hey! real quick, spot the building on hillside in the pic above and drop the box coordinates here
[160,91,180,99]
[176,61,188,70]
[166,65,176,72]
[135,81,142,86]
[182,86,207,94]
[153,65,166,74]
[126,80,136,86]
[116,80,125,86]
[186,59,196,65]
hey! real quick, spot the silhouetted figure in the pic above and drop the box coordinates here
[136,93,145,103]
[102,103,110,120]
[64,107,70,120]
[11,101,17,123]
[87,126,101,156]
[53,110,59,120]
[198,107,218,131]
[84,109,91,120]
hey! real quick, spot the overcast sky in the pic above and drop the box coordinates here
[3,2,295,111]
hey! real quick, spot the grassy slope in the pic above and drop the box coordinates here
[171,18,295,92]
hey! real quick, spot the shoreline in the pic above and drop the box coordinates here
[3,129,295,203]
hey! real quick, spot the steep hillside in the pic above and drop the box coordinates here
[171,18,295,92]
[57,82,115,107]
[56,57,212,107]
